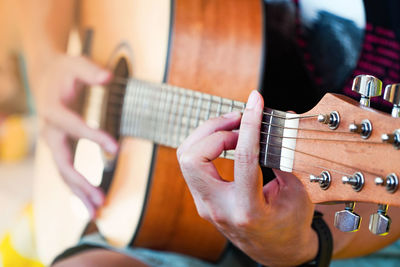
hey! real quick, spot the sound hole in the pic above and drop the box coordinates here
[105,57,130,141]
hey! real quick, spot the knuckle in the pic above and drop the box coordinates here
[177,151,196,171]
[197,207,211,221]
[235,149,258,165]
[203,116,224,129]
[232,211,254,229]
[213,131,227,140]
[208,208,228,226]
[240,116,259,129]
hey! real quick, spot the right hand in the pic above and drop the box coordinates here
[31,53,118,218]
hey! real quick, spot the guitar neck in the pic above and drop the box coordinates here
[117,78,293,170]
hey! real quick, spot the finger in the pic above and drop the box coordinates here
[180,130,238,183]
[69,56,112,85]
[177,111,241,159]
[44,126,105,218]
[46,105,118,154]
[234,90,264,199]
[179,131,238,197]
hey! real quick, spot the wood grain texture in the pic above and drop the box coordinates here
[294,93,400,206]
[132,0,263,261]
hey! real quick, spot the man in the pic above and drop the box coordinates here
[18,0,400,266]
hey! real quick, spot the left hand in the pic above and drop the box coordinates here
[177,90,318,266]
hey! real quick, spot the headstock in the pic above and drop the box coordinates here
[292,75,400,235]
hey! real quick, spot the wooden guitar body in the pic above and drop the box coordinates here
[33,0,263,265]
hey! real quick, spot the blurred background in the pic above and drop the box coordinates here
[0,1,39,266]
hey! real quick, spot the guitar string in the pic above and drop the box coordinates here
[107,101,385,145]
[257,148,354,177]
[104,79,391,188]
[260,142,385,179]
[106,102,385,145]
[113,103,388,179]
[106,88,360,137]
[259,131,385,145]
[108,79,387,139]
[108,77,320,119]
[118,110,387,180]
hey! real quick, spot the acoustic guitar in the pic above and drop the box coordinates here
[32,0,400,266]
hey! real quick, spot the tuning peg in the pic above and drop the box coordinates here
[369,204,391,235]
[375,173,399,193]
[342,172,364,191]
[349,120,372,139]
[352,75,382,107]
[383,83,400,118]
[317,111,340,130]
[334,202,361,232]
[382,131,400,149]
[309,171,331,190]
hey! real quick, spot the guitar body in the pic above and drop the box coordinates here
[33,0,263,265]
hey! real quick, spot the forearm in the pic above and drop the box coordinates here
[16,0,77,72]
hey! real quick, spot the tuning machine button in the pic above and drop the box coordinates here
[369,204,391,235]
[349,120,372,139]
[375,173,399,193]
[334,202,361,232]
[383,83,400,117]
[342,172,364,192]
[352,75,382,107]
[318,111,340,130]
[381,130,400,149]
[309,171,331,190]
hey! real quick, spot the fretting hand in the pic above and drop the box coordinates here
[177,90,318,266]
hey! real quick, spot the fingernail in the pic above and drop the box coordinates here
[246,90,259,109]
[92,191,104,207]
[222,111,240,119]
[105,141,118,154]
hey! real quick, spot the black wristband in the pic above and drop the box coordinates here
[299,211,333,267]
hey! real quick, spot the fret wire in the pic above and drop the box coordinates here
[216,97,222,117]
[165,86,176,145]
[160,85,171,144]
[123,81,130,135]
[133,81,144,137]
[130,81,139,136]
[152,83,163,144]
[184,91,195,144]
[229,99,234,112]
[176,89,187,146]
[169,87,180,147]
[205,95,212,121]
[194,93,203,129]
[156,85,167,144]
[144,82,154,137]
[128,80,137,136]
[263,110,273,166]
[146,83,155,141]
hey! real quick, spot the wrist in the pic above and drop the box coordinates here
[256,226,318,267]
[298,211,333,267]
[297,225,319,264]
[257,211,332,267]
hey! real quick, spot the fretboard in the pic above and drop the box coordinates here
[116,79,296,170]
